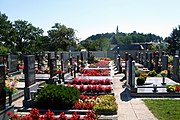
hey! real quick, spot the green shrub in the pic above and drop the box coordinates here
[148,70,157,77]
[35,85,80,109]
[136,76,146,85]
[93,94,118,115]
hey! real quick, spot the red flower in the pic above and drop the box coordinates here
[12,114,19,119]
[7,111,12,116]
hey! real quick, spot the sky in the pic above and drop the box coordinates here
[1,0,180,40]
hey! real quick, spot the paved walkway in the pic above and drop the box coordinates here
[112,73,157,120]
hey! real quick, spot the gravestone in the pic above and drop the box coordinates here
[118,55,122,73]
[0,55,6,64]
[172,55,180,82]
[7,54,19,73]
[162,55,168,70]
[138,52,141,63]
[127,54,132,86]
[23,55,38,107]
[48,53,57,84]
[144,52,148,67]
[154,54,159,72]
[60,53,65,82]
[141,52,143,64]
[77,55,80,73]
[135,52,138,62]
[0,65,6,110]
[0,65,14,120]
[80,52,84,67]
[131,61,135,88]
[148,53,153,70]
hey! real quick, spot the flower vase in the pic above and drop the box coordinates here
[9,91,12,106]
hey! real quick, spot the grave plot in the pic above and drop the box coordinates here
[121,52,180,97]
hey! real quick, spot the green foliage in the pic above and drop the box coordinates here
[136,76,146,85]
[0,45,9,54]
[47,23,78,51]
[35,85,80,109]
[165,25,180,55]
[144,99,180,120]
[93,94,118,114]
[148,70,157,77]
[80,31,163,51]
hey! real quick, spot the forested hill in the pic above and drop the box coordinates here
[80,31,163,51]
[85,31,163,44]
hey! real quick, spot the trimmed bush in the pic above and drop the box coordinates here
[136,76,146,85]
[93,94,118,115]
[35,85,80,109]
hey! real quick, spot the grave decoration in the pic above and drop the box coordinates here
[4,75,19,106]
[80,69,110,76]
[166,85,180,92]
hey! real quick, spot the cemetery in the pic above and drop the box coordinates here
[0,49,179,120]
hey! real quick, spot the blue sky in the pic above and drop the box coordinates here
[1,0,180,40]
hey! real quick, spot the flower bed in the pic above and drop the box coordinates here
[8,108,96,120]
[71,84,113,94]
[70,78,111,85]
[81,69,110,76]
[73,94,97,110]
[166,85,180,92]
[89,61,110,67]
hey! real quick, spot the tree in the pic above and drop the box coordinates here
[13,20,43,53]
[47,23,78,51]
[165,26,180,55]
[0,12,16,52]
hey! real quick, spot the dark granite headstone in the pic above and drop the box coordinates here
[0,65,6,110]
[162,55,168,70]
[148,53,153,70]
[172,55,180,82]
[23,55,35,87]
[7,54,18,73]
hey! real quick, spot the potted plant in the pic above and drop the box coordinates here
[136,76,146,85]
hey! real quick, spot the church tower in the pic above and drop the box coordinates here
[116,25,119,34]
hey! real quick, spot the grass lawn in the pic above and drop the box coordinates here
[144,99,180,120]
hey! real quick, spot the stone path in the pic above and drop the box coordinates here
[113,73,157,120]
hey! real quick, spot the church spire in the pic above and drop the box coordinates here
[116,25,119,34]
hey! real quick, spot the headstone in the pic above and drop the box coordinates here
[154,54,159,72]
[0,65,6,110]
[60,53,64,82]
[138,52,141,63]
[80,52,83,67]
[141,52,143,64]
[131,61,135,88]
[118,55,122,73]
[7,54,18,73]
[127,54,132,86]
[172,55,180,82]
[69,57,73,76]
[134,52,138,62]
[24,55,36,87]
[148,53,153,70]
[23,55,38,107]
[144,52,148,67]
[162,55,168,70]
[77,55,80,73]
[0,55,5,64]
